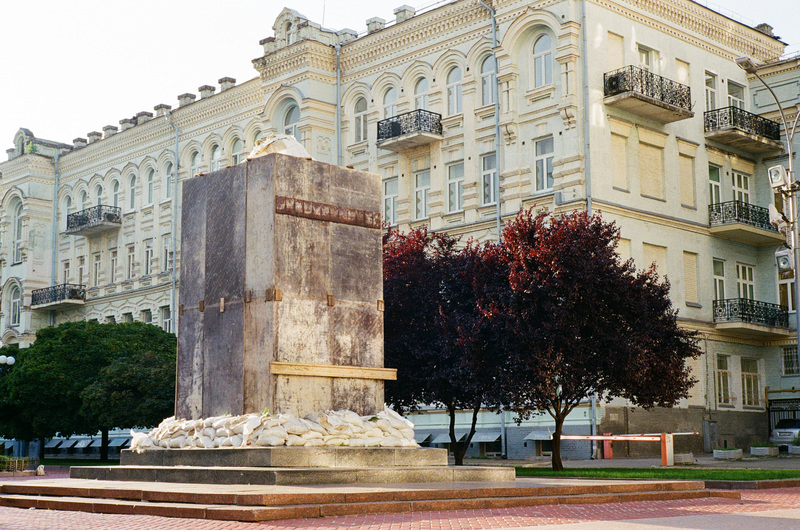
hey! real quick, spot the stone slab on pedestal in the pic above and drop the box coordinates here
[120,447,448,468]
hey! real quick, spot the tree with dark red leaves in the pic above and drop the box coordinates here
[499,210,700,470]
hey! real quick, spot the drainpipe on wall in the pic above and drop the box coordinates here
[49,152,61,327]
[164,111,180,337]
[335,42,342,167]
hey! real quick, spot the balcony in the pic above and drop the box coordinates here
[713,298,792,339]
[65,205,122,236]
[603,66,694,123]
[30,284,86,311]
[708,201,786,246]
[376,109,443,152]
[704,106,783,153]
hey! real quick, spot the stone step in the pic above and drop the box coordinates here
[69,464,516,485]
[0,489,740,522]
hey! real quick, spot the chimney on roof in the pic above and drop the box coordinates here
[103,125,118,138]
[136,111,153,125]
[73,137,88,149]
[119,117,136,131]
[338,28,358,43]
[394,5,415,23]
[178,93,196,107]
[199,85,216,99]
[219,77,236,91]
[154,103,172,117]
[366,17,386,34]
[87,131,102,144]
[754,23,776,37]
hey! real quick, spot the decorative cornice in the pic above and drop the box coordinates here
[253,40,336,82]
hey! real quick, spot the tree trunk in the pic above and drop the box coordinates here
[551,413,565,471]
[447,403,466,466]
[100,428,109,461]
[38,438,45,460]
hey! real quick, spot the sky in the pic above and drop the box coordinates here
[1,0,799,149]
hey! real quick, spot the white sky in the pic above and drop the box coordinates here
[1,0,798,149]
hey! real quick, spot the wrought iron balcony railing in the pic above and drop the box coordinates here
[708,201,779,233]
[31,283,86,307]
[377,109,443,143]
[704,106,781,141]
[65,205,122,234]
[713,298,789,328]
[603,65,692,112]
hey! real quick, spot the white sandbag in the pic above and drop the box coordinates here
[399,428,415,440]
[219,436,234,447]
[399,437,417,447]
[256,435,286,447]
[284,417,309,435]
[364,427,384,438]
[286,434,307,446]
[202,427,216,439]
[301,418,327,435]
[247,133,312,161]
[379,436,402,447]
[168,436,186,448]
[212,417,230,430]
[382,406,414,429]
[129,430,153,453]
[301,430,323,440]
[373,419,393,433]
[260,427,288,439]
[363,437,383,447]
[304,438,324,447]
[348,438,366,447]
[231,434,243,447]
[198,435,214,448]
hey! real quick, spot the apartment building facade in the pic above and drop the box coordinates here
[1,0,795,455]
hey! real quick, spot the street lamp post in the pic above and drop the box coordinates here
[0,355,14,368]
[736,57,800,353]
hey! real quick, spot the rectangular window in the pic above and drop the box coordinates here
[106,315,116,324]
[78,256,85,285]
[110,250,117,284]
[638,45,652,70]
[713,259,725,300]
[675,59,690,85]
[481,153,497,205]
[122,313,133,323]
[732,172,750,203]
[447,162,465,212]
[705,72,717,111]
[717,355,732,405]
[611,134,628,190]
[141,309,152,324]
[639,142,664,199]
[414,171,430,220]
[741,358,760,407]
[728,82,745,109]
[679,155,695,208]
[779,270,795,312]
[783,346,799,376]
[163,236,174,272]
[93,253,101,287]
[161,306,172,333]
[736,263,754,300]
[683,252,698,305]
[127,245,135,279]
[383,178,398,226]
[144,240,153,276]
[534,137,554,192]
[642,243,666,275]
[606,32,624,71]
[62,260,70,284]
[709,165,721,205]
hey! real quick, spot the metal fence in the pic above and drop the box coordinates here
[712,298,789,328]
[377,109,443,142]
[704,106,781,140]
[66,205,122,233]
[708,200,778,232]
[31,284,86,306]
[603,65,692,112]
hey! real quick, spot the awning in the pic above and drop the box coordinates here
[60,439,80,449]
[431,432,468,444]
[470,431,501,443]
[413,432,431,443]
[44,438,63,449]
[524,430,553,441]
[73,439,94,449]
[109,437,131,448]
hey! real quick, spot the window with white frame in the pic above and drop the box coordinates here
[447,162,465,212]
[122,313,133,323]
[231,139,244,165]
[128,175,137,210]
[78,256,85,284]
[163,235,174,272]
[144,240,154,276]
[112,181,121,208]
[446,67,462,115]
[210,145,221,171]
[354,97,368,143]
[728,82,745,109]
[414,170,430,220]
[9,285,21,327]
[479,153,498,206]
[141,309,152,324]
[383,87,397,119]
[109,250,117,284]
[95,184,103,206]
[780,270,795,312]
[64,196,73,230]
[284,104,300,139]
[732,171,750,203]
[164,162,173,199]
[534,137,554,192]
[717,355,732,405]
[12,202,23,264]
[62,260,70,284]
[80,190,89,211]
[190,151,200,177]
[708,165,721,205]
[533,34,553,88]
[161,306,172,333]
[783,346,799,376]
[481,56,496,106]
[737,263,754,300]
[383,178,398,226]
[146,168,155,205]
[93,253,101,287]
[713,259,725,300]
[705,72,717,111]
[741,357,760,407]
[126,245,135,279]
[414,78,429,110]
[637,44,653,70]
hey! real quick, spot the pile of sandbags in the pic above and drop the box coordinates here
[129,406,417,453]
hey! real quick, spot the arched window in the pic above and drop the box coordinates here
[210,145,221,171]
[146,168,155,204]
[481,56,497,106]
[128,175,137,210]
[533,34,553,88]
[164,162,173,199]
[112,181,121,208]
[284,105,300,139]
[354,97,368,143]
[414,78,429,110]
[11,202,23,264]
[9,285,21,326]
[64,196,73,229]
[447,66,462,115]
[80,190,89,211]
[95,184,103,206]
[190,151,200,177]
[285,22,295,45]
[383,87,397,119]
[231,139,244,165]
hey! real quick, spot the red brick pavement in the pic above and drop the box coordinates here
[0,488,798,529]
